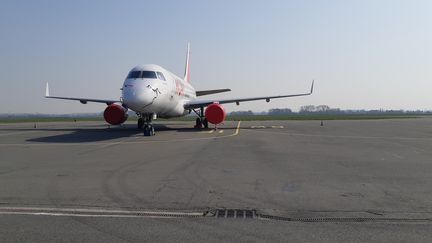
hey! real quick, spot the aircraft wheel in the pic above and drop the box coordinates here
[143,124,155,136]
[203,118,209,129]
[194,118,202,129]
[143,125,150,136]
[138,118,144,129]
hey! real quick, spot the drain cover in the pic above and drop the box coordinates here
[213,209,256,219]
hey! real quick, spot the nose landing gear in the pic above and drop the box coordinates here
[143,124,155,136]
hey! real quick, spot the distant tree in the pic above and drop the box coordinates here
[229,110,254,116]
[315,105,330,112]
[299,105,316,113]
[268,108,292,115]
[300,105,344,114]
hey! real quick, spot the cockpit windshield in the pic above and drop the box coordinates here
[127,71,157,79]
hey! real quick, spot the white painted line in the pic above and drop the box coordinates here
[0,206,203,219]
[271,126,284,129]
[0,130,40,137]
[218,130,224,134]
[251,126,266,129]
[234,121,241,136]
[98,136,141,149]
[208,130,215,134]
[0,211,193,219]
[0,206,197,214]
[245,129,432,141]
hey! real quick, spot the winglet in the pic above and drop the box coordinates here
[45,82,50,97]
[310,80,314,94]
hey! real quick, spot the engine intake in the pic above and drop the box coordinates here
[205,103,226,125]
[103,104,128,125]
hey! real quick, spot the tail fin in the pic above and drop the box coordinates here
[184,43,191,83]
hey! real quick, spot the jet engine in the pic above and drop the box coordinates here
[103,104,128,125]
[205,103,226,125]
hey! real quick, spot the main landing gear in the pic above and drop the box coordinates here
[193,107,209,129]
[137,114,155,136]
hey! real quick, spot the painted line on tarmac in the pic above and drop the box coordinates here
[232,121,241,136]
[249,125,284,129]
[218,130,224,134]
[0,130,41,137]
[97,135,142,149]
[244,128,432,141]
[0,206,203,219]
[0,121,242,147]
[208,130,214,134]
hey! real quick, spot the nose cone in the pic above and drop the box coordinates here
[122,87,156,111]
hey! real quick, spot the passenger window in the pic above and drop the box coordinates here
[157,72,166,81]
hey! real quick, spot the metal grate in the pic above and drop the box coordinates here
[213,209,256,219]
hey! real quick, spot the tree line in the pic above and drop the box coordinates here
[229,105,432,116]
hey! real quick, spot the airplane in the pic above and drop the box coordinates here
[45,43,314,136]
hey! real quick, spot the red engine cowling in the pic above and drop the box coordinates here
[205,103,226,125]
[103,104,128,125]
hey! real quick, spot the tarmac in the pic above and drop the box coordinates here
[1,118,432,242]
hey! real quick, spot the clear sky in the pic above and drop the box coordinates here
[0,0,431,114]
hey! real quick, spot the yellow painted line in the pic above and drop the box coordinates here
[0,121,242,146]
[231,121,241,136]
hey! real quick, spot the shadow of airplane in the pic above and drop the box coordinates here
[25,124,164,143]
[23,123,239,143]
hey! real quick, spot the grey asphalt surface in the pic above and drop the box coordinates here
[1,118,432,242]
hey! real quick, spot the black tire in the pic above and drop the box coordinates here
[203,118,209,129]
[195,118,202,129]
[138,118,144,129]
[143,125,150,136]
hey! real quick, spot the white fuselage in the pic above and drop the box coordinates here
[121,64,195,118]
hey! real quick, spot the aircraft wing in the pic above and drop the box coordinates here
[44,83,120,105]
[196,89,231,96]
[185,81,314,110]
